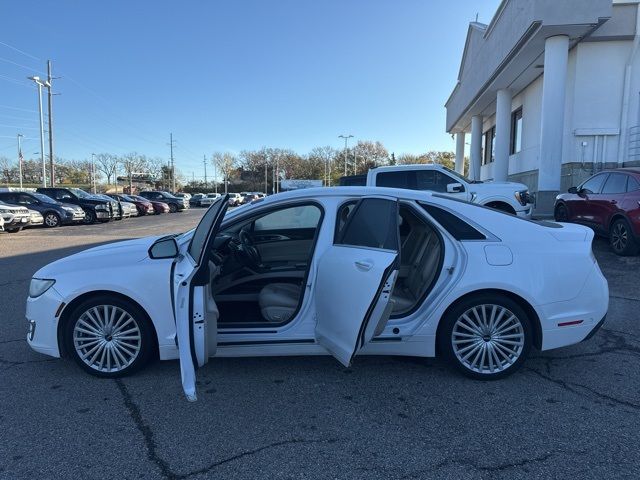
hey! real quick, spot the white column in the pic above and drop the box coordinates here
[537,35,569,212]
[494,89,512,182]
[470,115,483,181]
[455,132,466,174]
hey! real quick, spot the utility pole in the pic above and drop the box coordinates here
[28,76,49,187]
[46,60,56,186]
[213,156,218,193]
[91,153,97,193]
[203,154,207,190]
[338,134,353,177]
[168,133,176,192]
[264,161,268,194]
[17,134,23,189]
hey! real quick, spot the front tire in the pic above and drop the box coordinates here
[438,294,532,380]
[609,218,638,256]
[44,212,61,228]
[554,203,569,222]
[169,203,178,213]
[83,210,96,225]
[64,295,155,378]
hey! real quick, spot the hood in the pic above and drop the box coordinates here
[471,180,529,192]
[35,236,164,278]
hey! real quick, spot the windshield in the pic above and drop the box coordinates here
[161,192,176,199]
[33,192,56,203]
[122,195,136,202]
[69,188,92,199]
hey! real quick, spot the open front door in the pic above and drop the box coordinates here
[173,196,228,401]
[315,197,400,367]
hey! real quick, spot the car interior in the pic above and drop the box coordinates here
[208,199,443,328]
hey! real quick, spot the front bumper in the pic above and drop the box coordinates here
[95,210,110,219]
[5,216,30,227]
[26,286,64,358]
[515,204,533,219]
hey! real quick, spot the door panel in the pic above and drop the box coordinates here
[315,246,398,366]
[315,196,400,367]
[256,239,313,265]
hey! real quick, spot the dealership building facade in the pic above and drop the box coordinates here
[446,0,640,213]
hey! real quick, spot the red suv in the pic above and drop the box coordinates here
[554,168,640,255]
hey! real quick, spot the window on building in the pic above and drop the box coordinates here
[511,108,522,155]
[483,127,495,165]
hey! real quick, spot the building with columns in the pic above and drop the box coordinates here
[446,0,640,214]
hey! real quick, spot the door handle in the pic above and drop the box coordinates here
[355,260,374,271]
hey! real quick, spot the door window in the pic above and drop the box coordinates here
[254,205,321,231]
[17,194,36,205]
[376,171,412,189]
[627,176,640,192]
[601,173,628,194]
[337,198,399,251]
[415,170,458,193]
[580,174,607,194]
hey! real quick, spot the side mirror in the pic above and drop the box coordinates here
[568,187,578,194]
[447,182,464,193]
[149,237,179,259]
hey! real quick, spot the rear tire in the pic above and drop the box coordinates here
[609,218,638,256]
[64,295,156,378]
[438,293,532,380]
[6,227,22,233]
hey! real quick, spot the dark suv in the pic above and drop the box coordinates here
[0,191,85,227]
[139,191,188,212]
[37,187,116,224]
[554,168,640,255]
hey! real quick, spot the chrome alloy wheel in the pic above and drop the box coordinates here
[44,213,59,227]
[73,305,141,373]
[611,222,628,252]
[451,304,525,374]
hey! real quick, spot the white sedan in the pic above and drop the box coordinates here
[26,188,608,400]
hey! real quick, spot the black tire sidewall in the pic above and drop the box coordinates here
[64,295,155,378]
[45,212,61,227]
[438,293,532,380]
[610,219,638,256]
[169,203,177,213]
[554,204,568,222]
[83,210,96,225]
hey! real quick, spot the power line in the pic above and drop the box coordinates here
[0,104,36,113]
[0,40,41,61]
[0,56,46,75]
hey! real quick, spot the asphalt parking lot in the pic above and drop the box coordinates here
[1,210,639,480]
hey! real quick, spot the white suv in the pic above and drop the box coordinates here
[366,164,533,218]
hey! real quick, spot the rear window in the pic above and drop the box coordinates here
[601,173,627,194]
[337,198,399,250]
[420,203,485,240]
[376,171,413,189]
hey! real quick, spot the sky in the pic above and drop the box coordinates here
[0,0,500,180]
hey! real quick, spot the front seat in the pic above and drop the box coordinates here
[259,283,302,323]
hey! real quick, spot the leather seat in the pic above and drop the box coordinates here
[259,283,302,323]
[392,232,441,313]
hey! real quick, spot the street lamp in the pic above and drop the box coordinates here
[91,153,96,193]
[17,134,24,189]
[28,76,50,188]
[338,134,354,177]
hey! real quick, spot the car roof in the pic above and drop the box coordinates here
[600,167,640,176]
[253,186,434,205]
[370,164,443,173]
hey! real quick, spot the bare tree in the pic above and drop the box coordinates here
[119,152,148,193]
[212,152,238,194]
[93,153,118,187]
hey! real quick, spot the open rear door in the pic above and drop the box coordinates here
[315,196,400,367]
[173,196,228,401]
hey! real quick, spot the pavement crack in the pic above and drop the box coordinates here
[114,379,175,480]
[526,368,640,412]
[0,338,24,345]
[609,294,640,303]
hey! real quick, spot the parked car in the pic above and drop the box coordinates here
[27,187,608,401]
[173,192,192,200]
[130,195,170,214]
[241,192,260,204]
[108,194,154,216]
[0,201,30,232]
[37,187,116,224]
[27,209,44,227]
[95,194,124,220]
[227,193,243,206]
[351,164,533,218]
[190,193,217,208]
[0,191,85,227]
[139,191,189,213]
[554,168,640,255]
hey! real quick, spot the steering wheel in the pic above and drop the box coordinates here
[235,229,262,270]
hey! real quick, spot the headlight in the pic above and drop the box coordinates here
[95,204,108,211]
[514,190,531,206]
[29,278,56,298]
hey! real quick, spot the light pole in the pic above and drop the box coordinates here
[91,153,96,193]
[17,134,23,189]
[338,134,353,177]
[28,76,50,188]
